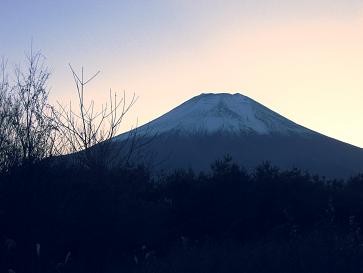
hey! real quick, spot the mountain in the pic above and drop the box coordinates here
[114,93,363,178]
[117,93,312,138]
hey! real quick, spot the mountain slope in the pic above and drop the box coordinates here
[114,93,363,178]
[116,93,312,139]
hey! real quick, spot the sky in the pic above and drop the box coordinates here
[1,0,363,146]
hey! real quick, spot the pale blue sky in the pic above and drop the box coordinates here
[1,0,363,146]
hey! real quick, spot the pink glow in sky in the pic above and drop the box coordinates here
[1,0,363,146]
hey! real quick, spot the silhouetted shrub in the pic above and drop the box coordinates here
[2,157,363,273]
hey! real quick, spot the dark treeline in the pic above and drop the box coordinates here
[2,49,363,273]
[2,157,363,273]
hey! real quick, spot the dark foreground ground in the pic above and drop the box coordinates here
[2,158,363,273]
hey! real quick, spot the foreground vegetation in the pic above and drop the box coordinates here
[2,49,363,273]
[2,158,363,273]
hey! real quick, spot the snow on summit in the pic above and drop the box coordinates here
[116,93,313,140]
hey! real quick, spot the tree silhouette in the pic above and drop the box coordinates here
[53,65,137,169]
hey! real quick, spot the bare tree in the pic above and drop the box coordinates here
[0,58,18,172]
[53,65,137,169]
[0,59,10,148]
[0,48,139,173]
[10,49,56,165]
[0,49,57,173]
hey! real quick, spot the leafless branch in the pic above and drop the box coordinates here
[53,65,138,169]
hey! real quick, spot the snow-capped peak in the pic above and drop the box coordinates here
[116,92,312,140]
